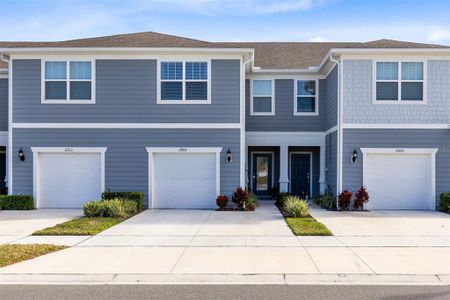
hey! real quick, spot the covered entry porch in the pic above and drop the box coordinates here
[246,132,326,199]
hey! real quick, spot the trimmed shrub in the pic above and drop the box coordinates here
[338,190,352,210]
[283,196,309,218]
[246,191,258,211]
[102,192,144,211]
[84,198,137,218]
[0,195,34,210]
[353,186,370,210]
[232,187,249,208]
[275,192,292,206]
[315,194,336,210]
[439,193,450,213]
[216,195,229,209]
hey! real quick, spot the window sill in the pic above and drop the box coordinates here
[41,99,96,104]
[372,100,426,105]
[250,112,275,116]
[157,100,211,104]
[294,112,319,116]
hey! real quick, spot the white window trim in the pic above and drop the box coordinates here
[146,147,222,209]
[250,79,275,116]
[30,147,107,208]
[156,59,211,104]
[294,79,319,116]
[41,59,96,104]
[372,60,427,104]
[360,147,438,210]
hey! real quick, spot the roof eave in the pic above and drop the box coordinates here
[0,47,254,54]
[330,48,450,53]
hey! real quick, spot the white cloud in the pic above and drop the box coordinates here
[308,36,327,42]
[428,27,450,43]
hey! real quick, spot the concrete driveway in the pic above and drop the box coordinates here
[0,209,82,244]
[1,202,450,278]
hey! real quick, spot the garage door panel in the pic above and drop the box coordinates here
[153,153,217,209]
[39,153,101,208]
[365,153,432,210]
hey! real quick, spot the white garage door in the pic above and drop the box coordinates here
[38,153,102,208]
[364,153,433,210]
[153,153,217,209]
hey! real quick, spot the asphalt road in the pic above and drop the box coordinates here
[0,284,449,300]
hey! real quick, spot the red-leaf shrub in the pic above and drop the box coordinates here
[232,187,249,208]
[338,190,352,210]
[216,195,229,208]
[353,186,370,210]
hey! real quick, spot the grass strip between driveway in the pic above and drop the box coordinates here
[32,217,124,236]
[285,217,333,236]
[0,244,67,268]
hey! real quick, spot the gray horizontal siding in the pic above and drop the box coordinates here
[342,129,450,208]
[12,128,240,207]
[0,79,7,131]
[325,131,337,195]
[245,79,326,131]
[324,67,338,130]
[12,59,240,123]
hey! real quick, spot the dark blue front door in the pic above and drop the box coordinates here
[252,153,272,196]
[291,153,311,199]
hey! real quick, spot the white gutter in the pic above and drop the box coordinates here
[241,54,254,188]
[0,47,254,54]
[329,54,342,206]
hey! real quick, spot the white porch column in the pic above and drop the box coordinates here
[279,144,289,192]
[319,140,326,194]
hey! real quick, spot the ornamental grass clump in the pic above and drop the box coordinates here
[283,196,309,218]
[83,198,137,219]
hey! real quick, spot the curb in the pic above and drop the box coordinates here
[0,274,449,285]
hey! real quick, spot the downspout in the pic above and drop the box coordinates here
[329,54,342,208]
[241,54,254,188]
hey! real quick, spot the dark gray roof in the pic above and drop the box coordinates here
[0,31,236,49]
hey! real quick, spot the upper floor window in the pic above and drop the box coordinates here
[375,61,425,102]
[158,61,210,104]
[42,61,95,104]
[295,80,318,116]
[251,79,274,115]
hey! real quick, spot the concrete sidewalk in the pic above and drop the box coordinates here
[1,203,449,285]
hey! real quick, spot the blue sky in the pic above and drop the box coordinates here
[1,0,449,45]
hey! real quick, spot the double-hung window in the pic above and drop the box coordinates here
[43,61,94,103]
[159,61,210,103]
[375,61,425,102]
[251,79,274,115]
[295,80,318,115]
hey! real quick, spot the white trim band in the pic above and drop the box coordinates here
[12,123,241,129]
[343,123,450,129]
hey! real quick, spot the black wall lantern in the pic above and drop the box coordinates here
[226,148,232,163]
[18,148,25,161]
[351,149,358,163]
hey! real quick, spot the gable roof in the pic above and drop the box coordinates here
[223,42,359,69]
[349,39,449,49]
[0,31,235,49]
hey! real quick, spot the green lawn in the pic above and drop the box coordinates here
[0,244,67,268]
[32,217,124,236]
[285,217,333,236]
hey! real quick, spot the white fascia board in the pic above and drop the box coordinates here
[1,47,254,54]
[331,48,450,54]
[12,123,241,129]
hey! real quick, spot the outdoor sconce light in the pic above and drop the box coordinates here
[351,149,358,163]
[18,148,25,161]
[226,148,232,163]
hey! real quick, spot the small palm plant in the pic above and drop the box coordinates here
[283,196,309,218]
